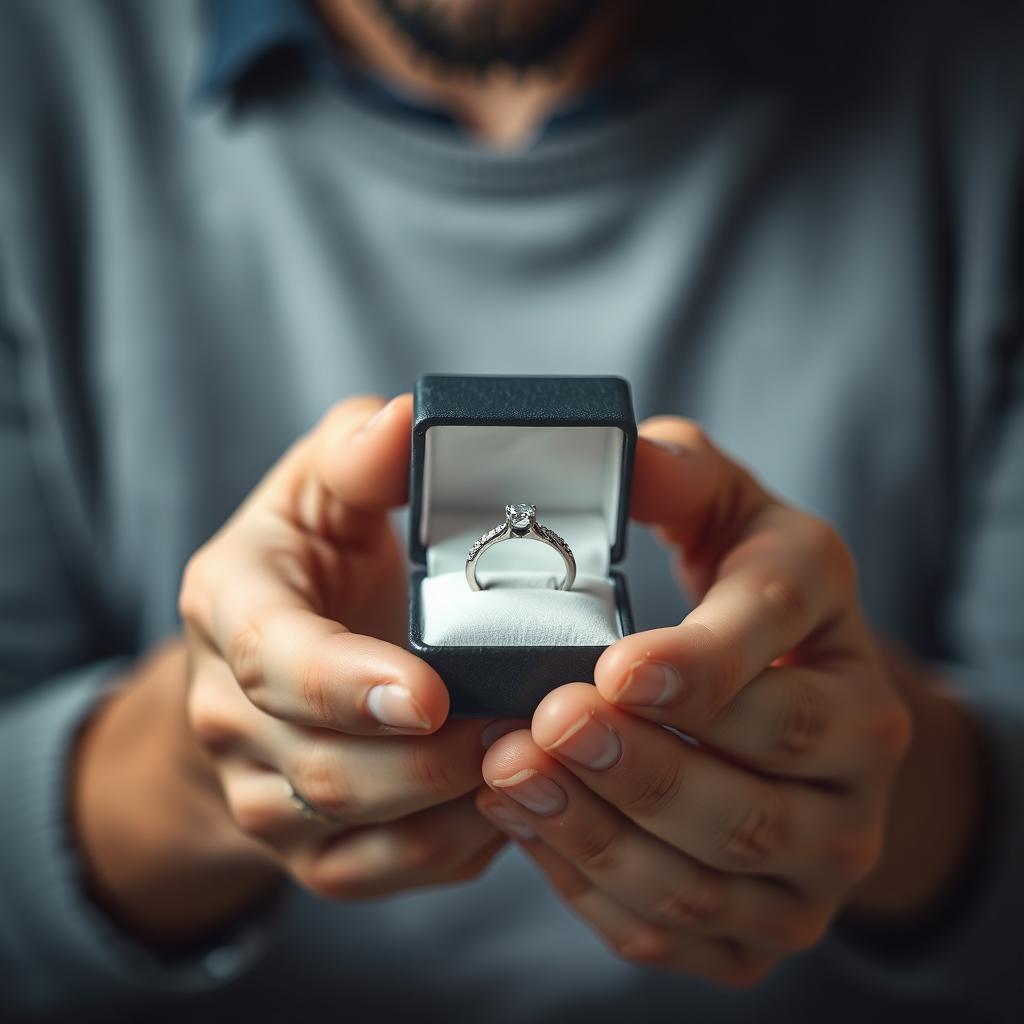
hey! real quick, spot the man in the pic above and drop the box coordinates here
[0,0,1021,1019]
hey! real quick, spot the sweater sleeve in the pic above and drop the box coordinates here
[0,662,278,1018]
[823,9,1024,1012]
[824,677,1024,1019]
[0,310,278,1016]
[823,273,1024,1020]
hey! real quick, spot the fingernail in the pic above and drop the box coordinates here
[481,719,524,750]
[492,768,567,816]
[646,438,687,457]
[615,662,683,707]
[366,684,431,730]
[481,803,537,841]
[547,713,621,771]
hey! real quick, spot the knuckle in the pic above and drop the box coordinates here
[405,742,468,801]
[296,654,335,727]
[291,744,359,821]
[650,418,710,454]
[625,756,685,819]
[451,845,497,883]
[559,872,593,909]
[294,859,358,902]
[616,925,674,967]
[654,880,724,928]
[824,826,884,882]
[227,617,266,701]
[186,681,237,756]
[715,789,788,868]
[757,569,811,630]
[676,420,711,453]
[565,824,620,874]
[774,910,831,953]
[717,950,774,990]
[770,678,831,760]
[866,702,913,764]
[400,833,453,873]
[808,519,857,593]
[754,898,832,953]
[229,797,280,844]
[303,777,358,822]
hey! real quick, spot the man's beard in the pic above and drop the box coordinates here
[366,0,611,73]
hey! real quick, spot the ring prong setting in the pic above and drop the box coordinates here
[505,503,537,535]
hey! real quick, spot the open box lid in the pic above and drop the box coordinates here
[409,375,637,570]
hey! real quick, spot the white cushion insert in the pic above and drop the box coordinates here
[421,572,622,647]
[417,425,625,648]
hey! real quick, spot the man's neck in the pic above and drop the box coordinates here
[314,0,642,149]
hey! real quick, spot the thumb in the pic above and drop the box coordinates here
[256,394,413,532]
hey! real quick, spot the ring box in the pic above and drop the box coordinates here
[408,374,637,717]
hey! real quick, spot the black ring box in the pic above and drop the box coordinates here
[408,374,637,717]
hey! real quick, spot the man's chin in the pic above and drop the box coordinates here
[366,0,611,73]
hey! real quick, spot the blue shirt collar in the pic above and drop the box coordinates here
[198,0,320,99]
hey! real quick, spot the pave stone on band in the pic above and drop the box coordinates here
[465,503,577,592]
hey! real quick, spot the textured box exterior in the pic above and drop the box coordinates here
[408,374,637,717]
[409,571,635,717]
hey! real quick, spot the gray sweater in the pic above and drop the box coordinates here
[1,0,1022,1020]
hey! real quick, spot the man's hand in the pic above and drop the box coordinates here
[477,418,924,986]
[75,395,506,945]
[178,394,506,901]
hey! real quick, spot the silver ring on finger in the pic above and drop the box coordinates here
[284,779,340,826]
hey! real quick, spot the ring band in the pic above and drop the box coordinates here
[284,779,338,825]
[466,503,576,592]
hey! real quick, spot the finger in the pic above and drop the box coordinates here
[178,392,443,736]
[201,602,449,735]
[193,647,493,826]
[630,420,768,570]
[650,662,901,785]
[476,758,827,955]
[496,825,775,987]
[523,687,879,887]
[186,558,449,737]
[184,507,448,736]
[187,644,285,760]
[276,718,494,826]
[621,419,864,727]
[292,793,506,901]
[596,521,862,729]
[218,759,349,854]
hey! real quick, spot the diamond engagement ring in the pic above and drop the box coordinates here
[465,503,576,592]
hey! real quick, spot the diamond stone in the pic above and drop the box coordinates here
[505,503,537,530]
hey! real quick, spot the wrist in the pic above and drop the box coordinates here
[71,640,281,945]
[844,649,985,924]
